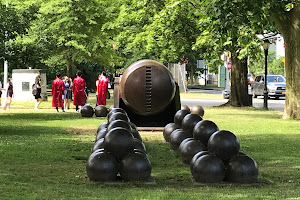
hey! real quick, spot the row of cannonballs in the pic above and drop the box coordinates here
[163,105,258,184]
[81,105,109,118]
[86,107,152,182]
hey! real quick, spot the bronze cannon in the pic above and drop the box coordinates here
[113,59,181,127]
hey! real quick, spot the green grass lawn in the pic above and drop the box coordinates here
[0,101,300,199]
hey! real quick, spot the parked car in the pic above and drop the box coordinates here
[252,75,286,99]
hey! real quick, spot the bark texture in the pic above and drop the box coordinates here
[228,56,250,106]
[274,4,300,119]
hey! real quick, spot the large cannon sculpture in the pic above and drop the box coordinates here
[113,60,181,127]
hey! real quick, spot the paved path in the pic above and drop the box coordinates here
[182,89,285,111]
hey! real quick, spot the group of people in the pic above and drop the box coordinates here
[0,78,13,110]
[0,70,109,112]
[51,71,86,113]
[50,70,109,113]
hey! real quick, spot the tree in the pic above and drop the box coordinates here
[264,1,300,119]
[111,0,202,76]
[17,0,117,77]
[193,0,267,106]
[0,1,34,75]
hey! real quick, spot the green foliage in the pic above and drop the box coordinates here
[10,0,119,77]
[0,1,37,75]
[249,50,285,76]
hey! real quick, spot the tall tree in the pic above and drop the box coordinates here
[0,1,33,74]
[264,1,300,119]
[112,0,202,80]
[17,0,117,77]
[193,0,265,106]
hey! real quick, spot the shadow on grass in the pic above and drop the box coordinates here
[1,111,300,193]
[0,112,82,121]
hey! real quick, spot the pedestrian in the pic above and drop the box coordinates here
[73,70,86,112]
[84,87,88,103]
[63,77,72,111]
[51,72,65,113]
[0,80,5,106]
[34,75,46,110]
[3,78,13,110]
[96,72,109,106]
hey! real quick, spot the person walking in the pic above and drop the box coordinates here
[3,78,13,110]
[0,80,5,106]
[96,72,109,106]
[63,77,72,111]
[51,72,65,112]
[34,75,45,110]
[73,70,86,112]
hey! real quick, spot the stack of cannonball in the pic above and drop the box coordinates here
[86,108,152,182]
[163,105,258,184]
[81,105,109,118]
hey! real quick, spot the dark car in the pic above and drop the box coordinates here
[252,75,286,99]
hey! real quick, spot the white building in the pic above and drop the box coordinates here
[12,69,47,102]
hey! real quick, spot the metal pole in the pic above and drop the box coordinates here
[263,48,268,110]
[4,0,9,88]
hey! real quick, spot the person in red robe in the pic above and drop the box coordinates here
[73,70,86,112]
[96,72,109,106]
[51,72,65,112]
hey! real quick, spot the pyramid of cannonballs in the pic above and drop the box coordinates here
[163,105,258,184]
[86,108,152,182]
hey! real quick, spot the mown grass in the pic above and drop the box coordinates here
[0,104,300,199]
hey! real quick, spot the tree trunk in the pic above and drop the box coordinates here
[66,55,73,78]
[228,56,250,106]
[281,5,300,119]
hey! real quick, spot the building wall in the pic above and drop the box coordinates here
[167,63,187,92]
[12,69,47,102]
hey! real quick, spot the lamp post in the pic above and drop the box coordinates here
[263,39,270,110]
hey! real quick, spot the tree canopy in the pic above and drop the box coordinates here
[1,0,299,119]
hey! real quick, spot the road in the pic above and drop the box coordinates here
[182,89,285,111]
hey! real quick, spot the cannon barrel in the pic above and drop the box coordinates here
[120,60,176,116]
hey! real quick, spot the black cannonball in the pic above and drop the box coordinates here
[190,150,210,171]
[163,123,181,142]
[128,122,138,131]
[174,109,191,126]
[191,105,205,117]
[97,122,108,133]
[181,105,191,112]
[94,105,108,117]
[133,148,147,155]
[225,154,259,184]
[181,114,203,132]
[193,120,219,145]
[120,152,152,181]
[133,138,146,152]
[92,138,105,152]
[81,105,94,117]
[109,105,114,112]
[169,129,193,151]
[95,128,107,142]
[178,138,193,151]
[104,127,134,159]
[192,154,225,183]
[107,119,132,132]
[108,112,130,124]
[131,129,143,141]
[107,108,127,119]
[179,139,207,165]
[86,150,119,182]
[207,130,240,161]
